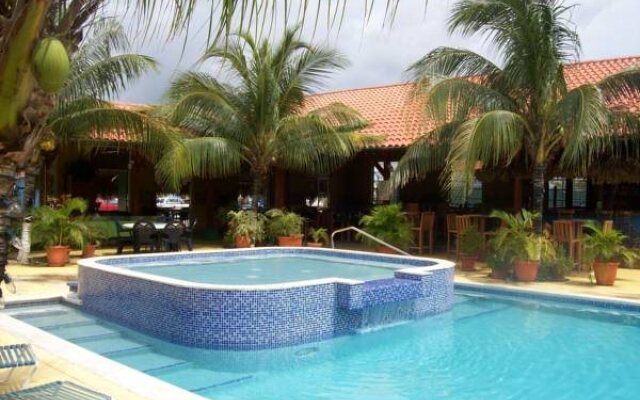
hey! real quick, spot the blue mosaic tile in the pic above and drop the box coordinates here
[78,249,454,349]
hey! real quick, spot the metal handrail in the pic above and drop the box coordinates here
[330,226,410,256]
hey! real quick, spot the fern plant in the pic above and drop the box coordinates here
[358,204,413,249]
[31,198,89,248]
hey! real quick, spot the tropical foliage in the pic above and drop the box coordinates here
[156,27,368,199]
[48,19,175,155]
[392,0,640,232]
[458,225,482,256]
[308,227,329,244]
[226,210,267,242]
[582,221,637,264]
[266,209,304,238]
[31,197,89,248]
[489,209,553,262]
[358,204,413,249]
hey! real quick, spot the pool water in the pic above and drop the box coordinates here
[129,256,397,284]
[7,293,640,399]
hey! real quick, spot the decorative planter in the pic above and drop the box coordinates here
[460,255,478,271]
[592,261,619,286]
[514,260,540,282]
[235,235,252,248]
[306,242,323,248]
[375,246,400,255]
[46,245,70,267]
[277,235,304,247]
[82,244,97,258]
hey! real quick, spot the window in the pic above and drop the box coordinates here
[449,176,482,207]
[572,178,588,208]
[548,177,566,209]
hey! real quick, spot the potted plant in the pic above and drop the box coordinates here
[266,209,305,246]
[538,242,573,282]
[81,219,110,258]
[226,210,266,248]
[458,226,482,271]
[358,204,413,254]
[307,227,329,248]
[490,209,551,282]
[31,198,89,266]
[582,222,637,286]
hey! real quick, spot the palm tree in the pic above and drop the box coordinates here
[156,27,368,209]
[13,19,174,264]
[391,0,640,232]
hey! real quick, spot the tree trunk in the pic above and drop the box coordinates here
[532,163,546,234]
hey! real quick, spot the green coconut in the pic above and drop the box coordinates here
[32,38,70,93]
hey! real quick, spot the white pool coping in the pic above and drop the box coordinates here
[79,247,456,291]
[0,299,205,400]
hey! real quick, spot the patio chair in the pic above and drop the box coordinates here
[114,221,132,255]
[132,221,158,253]
[553,220,582,270]
[409,212,435,255]
[0,380,111,399]
[603,220,614,233]
[183,218,197,252]
[0,344,37,388]
[161,221,185,252]
[446,214,458,255]
[455,215,473,259]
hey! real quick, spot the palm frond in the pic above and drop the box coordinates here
[155,137,243,191]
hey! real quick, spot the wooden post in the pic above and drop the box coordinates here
[274,168,286,208]
[513,177,523,212]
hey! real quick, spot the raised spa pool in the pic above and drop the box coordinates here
[129,255,398,284]
[77,248,456,349]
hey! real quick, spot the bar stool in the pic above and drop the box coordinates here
[455,215,473,259]
[446,214,458,255]
[410,212,436,255]
[553,220,583,270]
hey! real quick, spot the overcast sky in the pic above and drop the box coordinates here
[114,0,640,104]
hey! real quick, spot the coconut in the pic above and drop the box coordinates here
[32,38,70,93]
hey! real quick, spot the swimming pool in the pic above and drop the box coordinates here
[78,248,455,349]
[4,288,640,399]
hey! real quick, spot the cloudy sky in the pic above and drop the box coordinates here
[115,0,640,104]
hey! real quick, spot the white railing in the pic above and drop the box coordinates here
[330,226,410,256]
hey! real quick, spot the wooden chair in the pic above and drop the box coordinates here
[446,214,458,254]
[410,212,436,255]
[455,215,473,259]
[553,220,582,270]
[403,203,420,214]
[557,209,575,220]
[603,220,614,233]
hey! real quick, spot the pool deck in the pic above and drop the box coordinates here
[2,244,640,396]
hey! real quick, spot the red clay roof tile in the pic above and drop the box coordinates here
[305,56,640,148]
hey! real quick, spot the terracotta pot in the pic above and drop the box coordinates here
[376,246,400,255]
[593,261,619,286]
[47,245,70,267]
[278,235,304,247]
[82,244,97,258]
[235,235,252,248]
[307,242,323,248]
[460,255,478,271]
[514,260,540,282]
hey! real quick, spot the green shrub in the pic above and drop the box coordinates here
[266,209,304,238]
[459,226,482,256]
[358,204,413,249]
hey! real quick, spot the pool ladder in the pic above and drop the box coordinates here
[330,226,410,256]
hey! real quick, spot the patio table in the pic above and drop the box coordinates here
[120,222,168,230]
